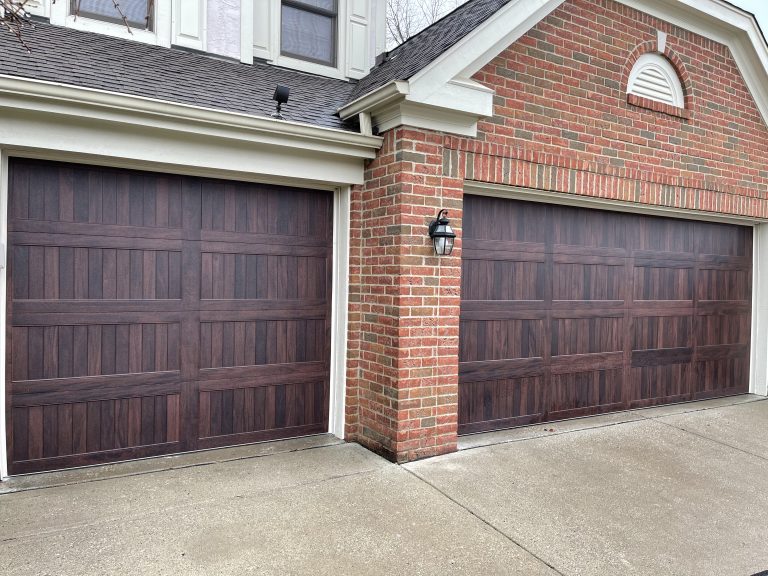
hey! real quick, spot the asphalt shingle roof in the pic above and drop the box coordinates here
[346,0,512,103]
[0,21,357,130]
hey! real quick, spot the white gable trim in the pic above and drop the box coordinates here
[340,0,768,136]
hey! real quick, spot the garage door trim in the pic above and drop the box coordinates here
[462,182,767,418]
[0,152,351,479]
[465,182,768,226]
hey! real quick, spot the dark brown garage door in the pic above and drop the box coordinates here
[7,159,332,474]
[459,195,752,434]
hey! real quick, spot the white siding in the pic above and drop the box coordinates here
[252,0,273,60]
[346,0,370,79]
[207,0,241,59]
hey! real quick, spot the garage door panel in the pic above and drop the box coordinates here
[459,195,752,433]
[199,320,325,369]
[459,358,545,383]
[11,393,182,467]
[697,268,751,301]
[553,261,625,301]
[198,380,327,444]
[630,363,692,406]
[458,377,543,433]
[461,259,544,301]
[200,252,327,300]
[464,195,548,244]
[11,322,181,381]
[12,243,183,301]
[553,205,630,249]
[201,181,331,239]
[551,317,624,356]
[633,316,692,350]
[695,358,749,397]
[632,264,694,301]
[10,162,184,229]
[634,216,694,254]
[695,221,753,257]
[550,369,624,415]
[459,318,544,362]
[697,314,750,346]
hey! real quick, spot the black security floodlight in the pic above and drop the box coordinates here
[428,209,456,256]
[272,85,290,119]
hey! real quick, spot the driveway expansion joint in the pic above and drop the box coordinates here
[402,466,569,576]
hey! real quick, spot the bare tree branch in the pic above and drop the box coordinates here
[0,0,35,53]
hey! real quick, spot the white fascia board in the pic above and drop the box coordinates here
[373,100,482,137]
[339,78,491,136]
[408,78,494,118]
[1,109,367,185]
[616,0,768,126]
[338,80,410,120]
[0,76,382,161]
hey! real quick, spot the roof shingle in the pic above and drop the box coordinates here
[0,22,358,131]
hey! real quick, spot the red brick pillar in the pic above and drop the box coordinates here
[346,127,463,462]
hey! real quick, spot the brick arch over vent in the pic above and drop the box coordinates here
[623,40,694,118]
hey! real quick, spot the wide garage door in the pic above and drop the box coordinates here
[459,194,752,434]
[7,159,332,474]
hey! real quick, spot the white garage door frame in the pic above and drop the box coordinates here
[464,181,768,401]
[0,148,352,480]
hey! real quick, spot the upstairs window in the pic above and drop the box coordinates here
[627,53,684,108]
[281,0,337,67]
[71,0,154,30]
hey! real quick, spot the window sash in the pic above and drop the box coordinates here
[69,0,154,30]
[280,0,337,67]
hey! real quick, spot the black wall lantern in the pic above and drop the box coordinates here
[428,209,456,256]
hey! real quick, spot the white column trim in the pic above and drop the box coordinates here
[0,150,8,480]
[751,224,768,396]
[240,0,254,64]
[328,186,350,438]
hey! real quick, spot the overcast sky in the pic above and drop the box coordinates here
[732,0,767,35]
[421,1,768,40]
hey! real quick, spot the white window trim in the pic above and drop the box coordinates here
[50,0,173,47]
[628,52,685,108]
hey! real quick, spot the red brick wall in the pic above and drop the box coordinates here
[347,0,768,462]
[466,0,768,216]
[345,128,463,462]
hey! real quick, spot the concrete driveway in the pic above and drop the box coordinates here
[2,395,768,576]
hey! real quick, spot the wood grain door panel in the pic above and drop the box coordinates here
[459,195,752,434]
[6,159,332,473]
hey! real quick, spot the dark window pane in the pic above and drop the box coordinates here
[71,0,153,30]
[281,5,335,65]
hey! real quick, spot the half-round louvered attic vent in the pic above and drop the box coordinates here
[627,53,685,108]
